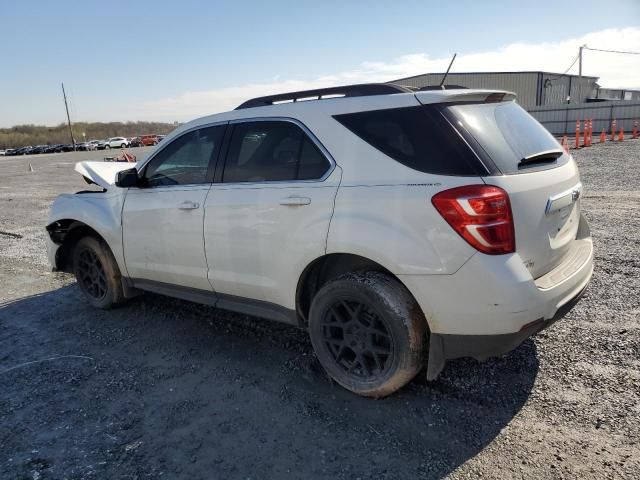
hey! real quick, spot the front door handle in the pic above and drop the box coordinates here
[178,200,200,210]
[279,196,311,206]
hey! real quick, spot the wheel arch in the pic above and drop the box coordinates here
[47,218,139,299]
[295,252,431,333]
[46,219,108,273]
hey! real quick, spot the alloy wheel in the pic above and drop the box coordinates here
[321,299,393,380]
[77,248,107,300]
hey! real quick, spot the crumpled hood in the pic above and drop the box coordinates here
[74,161,137,189]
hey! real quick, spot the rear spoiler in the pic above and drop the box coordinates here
[415,89,517,105]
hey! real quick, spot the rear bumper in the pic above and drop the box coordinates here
[400,238,593,335]
[399,215,593,379]
[424,281,588,379]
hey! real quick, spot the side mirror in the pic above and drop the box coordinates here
[115,168,140,188]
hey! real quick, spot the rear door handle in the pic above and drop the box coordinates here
[279,196,311,206]
[178,200,200,210]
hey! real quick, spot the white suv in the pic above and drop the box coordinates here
[105,137,129,149]
[46,84,593,397]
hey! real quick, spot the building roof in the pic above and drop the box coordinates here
[392,71,600,83]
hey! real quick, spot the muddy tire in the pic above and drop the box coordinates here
[309,271,426,397]
[72,236,124,309]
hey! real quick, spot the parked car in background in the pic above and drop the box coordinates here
[156,135,166,143]
[35,145,51,154]
[140,134,158,146]
[4,149,16,156]
[15,146,33,155]
[89,140,106,150]
[105,137,129,149]
[76,142,96,151]
[51,144,67,153]
[129,137,143,147]
[0,149,5,156]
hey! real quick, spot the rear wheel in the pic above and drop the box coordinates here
[73,236,124,309]
[309,271,426,397]
[105,144,111,149]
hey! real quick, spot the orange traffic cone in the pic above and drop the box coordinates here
[618,128,624,141]
[600,129,606,143]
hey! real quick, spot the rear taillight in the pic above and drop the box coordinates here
[431,185,515,255]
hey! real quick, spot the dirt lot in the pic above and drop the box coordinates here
[1,142,638,479]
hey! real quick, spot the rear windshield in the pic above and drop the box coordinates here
[333,106,485,176]
[444,101,566,175]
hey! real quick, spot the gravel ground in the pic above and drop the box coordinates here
[0,142,638,479]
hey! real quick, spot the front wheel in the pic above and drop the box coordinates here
[73,236,124,309]
[309,271,426,397]
[120,143,126,148]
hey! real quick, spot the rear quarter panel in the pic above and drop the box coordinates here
[327,181,478,275]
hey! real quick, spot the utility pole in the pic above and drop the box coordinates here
[577,45,585,105]
[61,82,76,150]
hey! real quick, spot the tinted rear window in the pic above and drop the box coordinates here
[444,101,567,175]
[333,106,484,176]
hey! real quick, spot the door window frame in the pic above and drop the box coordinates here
[135,121,229,188]
[214,117,336,185]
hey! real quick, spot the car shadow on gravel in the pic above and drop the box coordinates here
[0,284,539,479]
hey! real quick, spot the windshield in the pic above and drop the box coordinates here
[446,101,566,175]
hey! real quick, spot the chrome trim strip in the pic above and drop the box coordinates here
[545,182,582,216]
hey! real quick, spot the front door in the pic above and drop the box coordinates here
[122,124,225,290]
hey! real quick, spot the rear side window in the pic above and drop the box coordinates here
[444,101,567,175]
[333,106,483,176]
[223,121,330,183]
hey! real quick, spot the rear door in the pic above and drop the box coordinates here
[439,99,582,278]
[122,124,225,290]
[204,119,340,309]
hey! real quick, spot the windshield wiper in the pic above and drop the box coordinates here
[518,149,564,168]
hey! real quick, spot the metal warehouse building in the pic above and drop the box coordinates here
[390,71,599,107]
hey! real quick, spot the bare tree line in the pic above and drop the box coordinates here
[0,121,178,149]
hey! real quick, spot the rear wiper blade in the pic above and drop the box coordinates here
[518,149,564,167]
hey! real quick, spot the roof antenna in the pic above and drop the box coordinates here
[439,53,457,89]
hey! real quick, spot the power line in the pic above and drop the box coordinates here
[584,47,640,55]
[547,53,580,80]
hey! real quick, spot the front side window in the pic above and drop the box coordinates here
[223,121,330,183]
[144,126,224,187]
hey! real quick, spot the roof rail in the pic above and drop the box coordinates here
[235,83,413,110]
